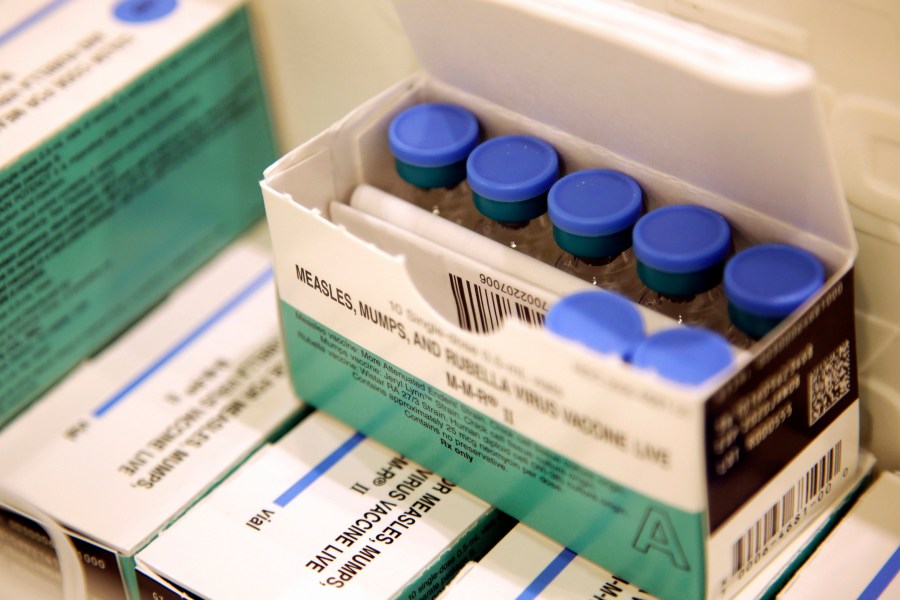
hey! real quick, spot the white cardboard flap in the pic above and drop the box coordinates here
[392,0,854,252]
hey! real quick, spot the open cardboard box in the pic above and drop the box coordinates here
[261,1,860,597]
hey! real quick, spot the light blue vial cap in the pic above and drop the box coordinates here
[545,290,645,360]
[388,103,480,167]
[631,327,734,386]
[633,205,731,273]
[466,135,559,203]
[725,244,825,317]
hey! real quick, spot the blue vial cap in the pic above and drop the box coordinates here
[467,135,559,202]
[633,205,731,273]
[725,244,825,338]
[388,103,480,168]
[549,169,643,257]
[632,327,734,386]
[545,290,645,360]
[549,169,643,235]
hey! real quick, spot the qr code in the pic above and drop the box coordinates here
[808,340,851,426]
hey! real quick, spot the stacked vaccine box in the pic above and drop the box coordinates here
[0,0,276,426]
[134,410,514,600]
[440,523,659,600]
[0,225,303,599]
[779,469,900,598]
[260,1,862,598]
[439,453,875,599]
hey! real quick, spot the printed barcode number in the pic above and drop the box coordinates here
[448,274,545,334]
[731,441,843,577]
[808,340,852,426]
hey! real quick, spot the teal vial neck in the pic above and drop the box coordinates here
[553,225,633,259]
[637,261,723,297]
[473,190,548,223]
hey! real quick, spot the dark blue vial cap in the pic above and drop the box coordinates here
[725,244,825,338]
[467,135,559,203]
[545,290,645,360]
[632,327,734,386]
[633,205,731,274]
[388,103,480,168]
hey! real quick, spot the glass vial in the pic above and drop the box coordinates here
[545,289,646,361]
[388,102,481,228]
[466,134,559,262]
[548,169,644,300]
[631,327,734,386]
[724,243,826,341]
[632,204,742,344]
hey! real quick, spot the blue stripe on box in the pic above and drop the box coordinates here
[517,547,577,600]
[0,0,74,46]
[92,267,273,418]
[859,545,900,600]
[274,432,367,507]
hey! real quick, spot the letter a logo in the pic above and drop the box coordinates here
[632,507,690,571]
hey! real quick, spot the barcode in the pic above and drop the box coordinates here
[808,340,852,426]
[731,441,843,576]
[448,274,545,334]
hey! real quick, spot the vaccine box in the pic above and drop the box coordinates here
[779,469,900,599]
[439,523,658,600]
[0,225,303,600]
[0,0,276,427]
[438,453,874,600]
[260,1,860,598]
[135,410,514,600]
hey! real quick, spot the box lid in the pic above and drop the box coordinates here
[392,0,854,252]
